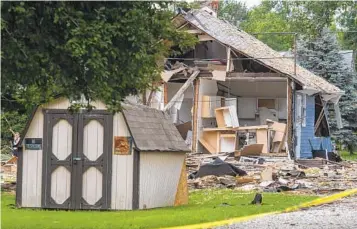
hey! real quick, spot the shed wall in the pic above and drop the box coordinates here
[297,95,333,158]
[20,98,107,207]
[139,152,185,209]
[111,113,134,210]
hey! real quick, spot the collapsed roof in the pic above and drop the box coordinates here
[172,9,343,96]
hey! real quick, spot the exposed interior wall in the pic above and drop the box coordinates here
[166,82,194,124]
[20,98,107,207]
[139,152,185,209]
[196,79,219,153]
[219,81,287,97]
[296,95,333,158]
[218,80,287,126]
[195,79,288,153]
[111,113,134,210]
[195,41,226,60]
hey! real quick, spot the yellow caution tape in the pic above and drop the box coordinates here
[283,188,357,213]
[162,211,279,229]
[161,188,357,229]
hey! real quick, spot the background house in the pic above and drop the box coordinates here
[147,9,343,159]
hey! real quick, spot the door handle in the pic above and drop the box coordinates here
[73,157,81,165]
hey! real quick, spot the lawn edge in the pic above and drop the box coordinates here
[283,188,357,213]
[162,188,357,229]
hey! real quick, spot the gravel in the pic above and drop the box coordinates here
[216,195,357,229]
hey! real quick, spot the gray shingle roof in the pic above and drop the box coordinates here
[178,9,343,94]
[122,104,190,152]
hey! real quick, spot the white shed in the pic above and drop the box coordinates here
[16,98,189,210]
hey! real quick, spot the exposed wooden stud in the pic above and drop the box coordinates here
[287,78,293,157]
[163,70,200,112]
[198,34,214,41]
[314,107,326,133]
[163,83,168,105]
[192,79,200,153]
[226,47,232,73]
[186,29,202,34]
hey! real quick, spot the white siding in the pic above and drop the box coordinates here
[21,108,43,207]
[111,113,134,210]
[139,152,185,209]
[20,98,106,207]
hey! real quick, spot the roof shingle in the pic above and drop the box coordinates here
[122,104,190,152]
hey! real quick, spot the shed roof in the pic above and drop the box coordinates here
[122,104,190,152]
[175,9,342,95]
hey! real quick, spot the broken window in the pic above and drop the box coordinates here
[314,95,330,137]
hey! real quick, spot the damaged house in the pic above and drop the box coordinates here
[147,9,343,159]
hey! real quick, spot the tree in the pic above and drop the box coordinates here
[1,2,197,113]
[337,2,357,72]
[297,28,357,154]
[1,1,197,155]
[217,0,248,28]
[239,1,352,51]
[240,2,293,51]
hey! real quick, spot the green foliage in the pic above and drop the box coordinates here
[340,150,357,160]
[297,28,357,148]
[337,2,357,72]
[1,191,317,229]
[218,0,248,28]
[238,1,356,51]
[240,2,293,51]
[1,111,28,155]
[1,2,197,113]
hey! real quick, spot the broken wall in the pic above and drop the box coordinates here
[167,82,194,124]
[218,80,287,126]
[295,94,333,158]
[196,79,219,152]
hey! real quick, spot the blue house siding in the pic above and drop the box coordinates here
[297,95,333,158]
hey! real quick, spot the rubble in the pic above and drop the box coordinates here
[186,152,357,195]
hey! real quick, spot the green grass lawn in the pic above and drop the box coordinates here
[1,190,317,229]
[340,150,357,161]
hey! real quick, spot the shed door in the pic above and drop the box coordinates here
[43,110,113,210]
[76,113,112,209]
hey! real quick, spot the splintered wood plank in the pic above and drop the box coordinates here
[163,70,200,112]
[174,159,188,206]
[199,136,216,154]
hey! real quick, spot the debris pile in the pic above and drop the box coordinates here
[187,152,357,194]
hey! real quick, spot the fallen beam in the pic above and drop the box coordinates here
[198,34,214,41]
[186,29,202,34]
[163,70,200,112]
